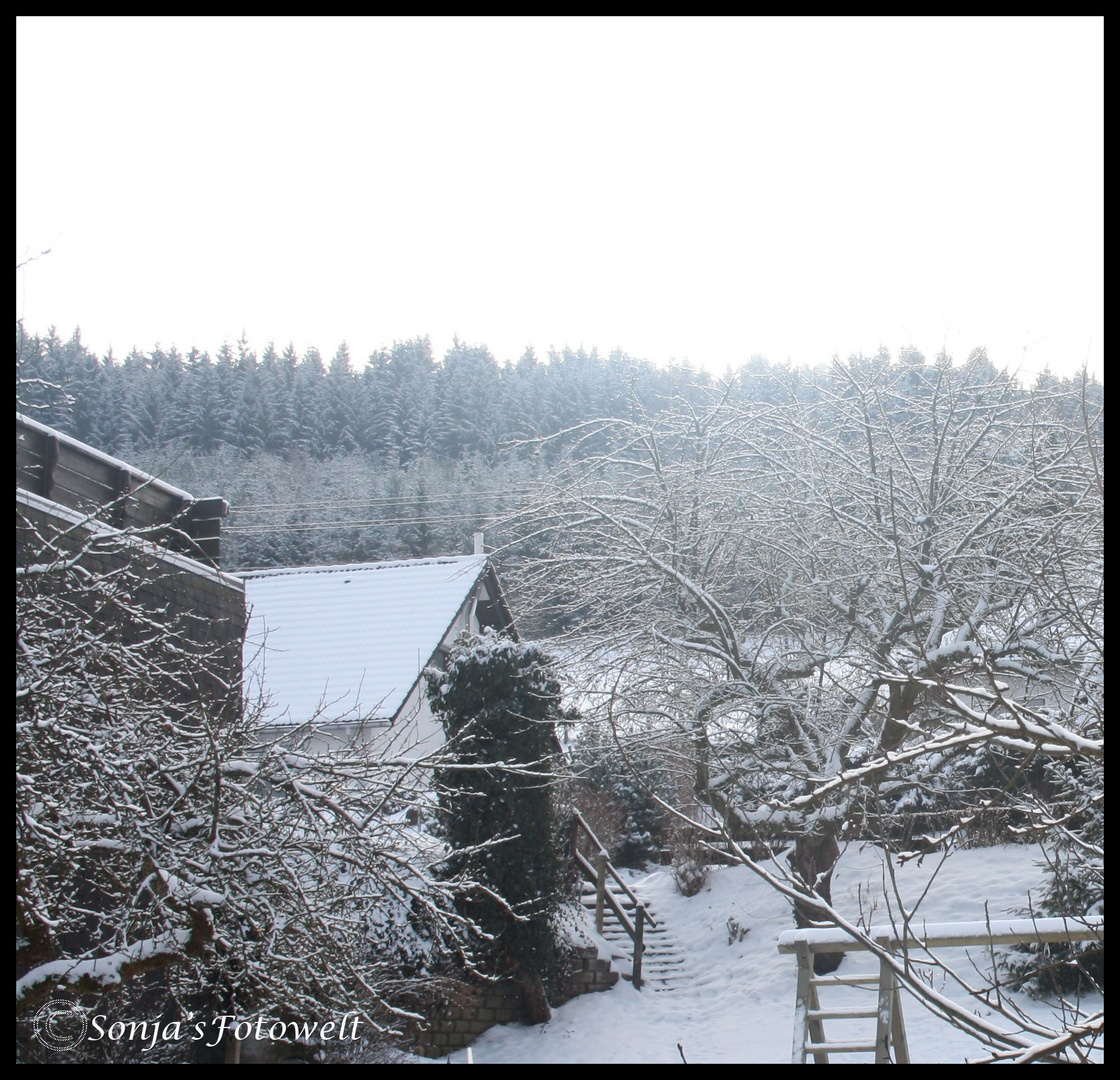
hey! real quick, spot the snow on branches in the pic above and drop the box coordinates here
[16,505,494,1058]
[514,355,1103,1057]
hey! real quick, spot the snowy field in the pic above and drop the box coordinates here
[425,845,1102,1064]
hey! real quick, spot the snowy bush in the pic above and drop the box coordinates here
[670,827,710,898]
[1006,758,1104,996]
[568,723,670,867]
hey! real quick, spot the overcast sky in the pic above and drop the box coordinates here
[16,17,1103,380]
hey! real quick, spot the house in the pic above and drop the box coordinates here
[239,538,517,755]
[16,413,248,1029]
[16,412,246,715]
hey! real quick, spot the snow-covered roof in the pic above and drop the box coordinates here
[240,555,490,727]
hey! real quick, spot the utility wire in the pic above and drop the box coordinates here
[234,488,533,514]
[226,512,515,534]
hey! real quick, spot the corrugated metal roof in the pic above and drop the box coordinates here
[240,555,488,727]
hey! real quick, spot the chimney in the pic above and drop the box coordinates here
[473,531,485,555]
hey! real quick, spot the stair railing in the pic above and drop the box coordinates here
[571,809,656,989]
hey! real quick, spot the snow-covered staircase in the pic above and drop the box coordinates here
[578,879,691,991]
[571,810,692,992]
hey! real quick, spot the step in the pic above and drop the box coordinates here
[804,1040,879,1055]
[807,1007,879,1021]
[810,973,881,987]
[580,894,657,905]
[578,882,691,991]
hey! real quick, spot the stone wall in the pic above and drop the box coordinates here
[412,947,619,1058]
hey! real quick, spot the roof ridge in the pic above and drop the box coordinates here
[238,554,485,580]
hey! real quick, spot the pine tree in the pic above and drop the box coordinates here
[320,342,359,454]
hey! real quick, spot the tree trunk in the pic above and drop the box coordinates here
[518,972,552,1025]
[881,680,922,752]
[790,830,843,975]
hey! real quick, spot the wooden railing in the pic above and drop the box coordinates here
[571,809,656,989]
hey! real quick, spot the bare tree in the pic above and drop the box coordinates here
[16,504,495,1059]
[513,353,1102,1058]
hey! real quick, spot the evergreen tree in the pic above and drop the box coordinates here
[384,337,434,465]
[356,353,393,459]
[233,365,268,456]
[172,348,223,452]
[320,341,359,454]
[433,338,501,460]
[57,329,104,443]
[292,346,326,457]
[1008,757,1104,994]
[17,327,73,430]
[120,347,164,448]
[259,341,296,458]
[425,633,568,1016]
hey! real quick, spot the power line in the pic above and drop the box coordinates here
[226,512,518,534]
[233,488,534,514]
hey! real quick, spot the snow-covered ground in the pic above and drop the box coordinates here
[429,844,1102,1064]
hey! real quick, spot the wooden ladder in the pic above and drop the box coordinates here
[781,915,1104,1064]
[790,938,910,1064]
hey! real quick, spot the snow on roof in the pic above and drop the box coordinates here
[240,555,489,727]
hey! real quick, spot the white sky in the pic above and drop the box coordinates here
[16,17,1103,380]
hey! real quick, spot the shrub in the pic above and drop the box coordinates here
[425,632,568,1010]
